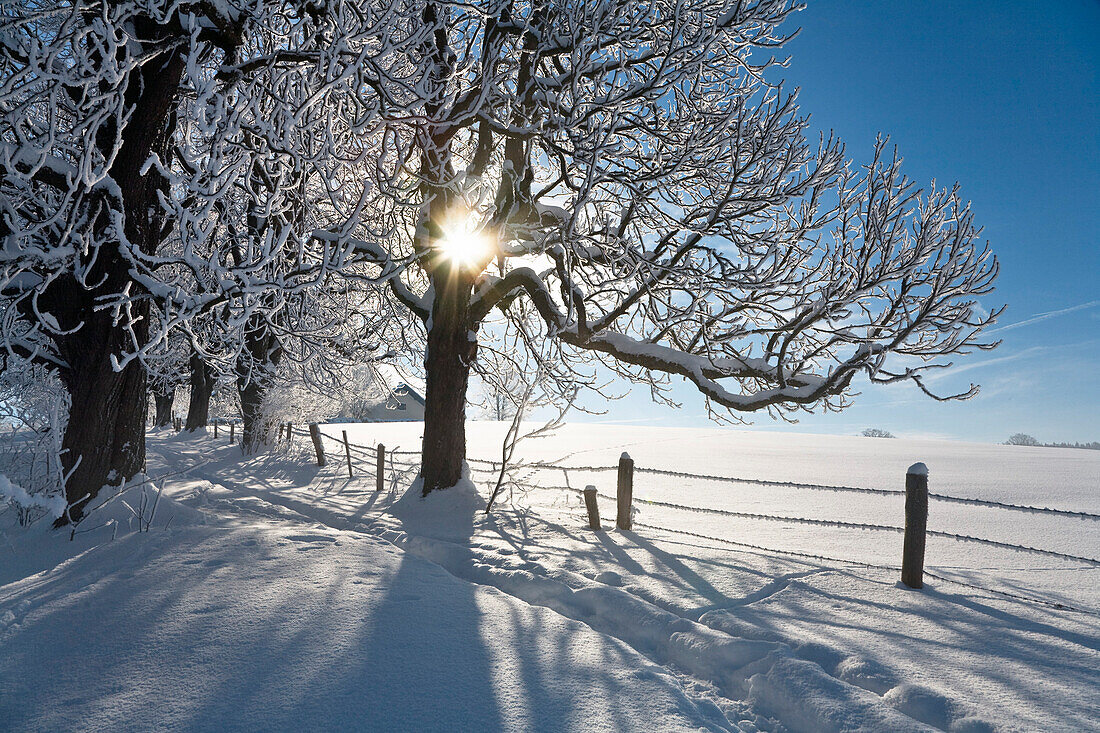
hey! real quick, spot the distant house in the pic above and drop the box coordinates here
[358,365,426,422]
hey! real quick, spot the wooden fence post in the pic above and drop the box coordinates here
[583,486,601,530]
[308,423,326,467]
[213,421,218,439]
[286,422,293,441]
[376,444,385,492]
[229,422,234,443]
[342,430,353,477]
[902,462,929,589]
[616,452,634,530]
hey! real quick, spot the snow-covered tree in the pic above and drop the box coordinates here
[0,0,402,518]
[0,0,262,521]
[140,317,193,428]
[321,0,1001,494]
[150,0,418,451]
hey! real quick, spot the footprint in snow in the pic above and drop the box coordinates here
[594,571,623,586]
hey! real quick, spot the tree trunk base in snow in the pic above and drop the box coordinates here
[186,355,214,432]
[55,324,149,526]
[152,389,174,428]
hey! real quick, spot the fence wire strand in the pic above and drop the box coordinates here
[632,522,1099,616]
[275,428,1100,566]
[196,429,1099,615]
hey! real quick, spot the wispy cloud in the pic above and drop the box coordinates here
[926,338,1100,382]
[936,344,1054,378]
[986,299,1100,335]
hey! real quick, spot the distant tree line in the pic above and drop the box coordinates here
[1005,434,1099,450]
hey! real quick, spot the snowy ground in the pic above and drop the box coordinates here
[1,423,1097,732]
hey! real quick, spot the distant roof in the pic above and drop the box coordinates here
[392,384,425,406]
[371,363,425,401]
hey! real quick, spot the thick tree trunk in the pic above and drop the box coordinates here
[236,318,283,453]
[420,273,477,495]
[186,355,214,431]
[54,311,150,524]
[152,387,174,427]
[237,378,266,452]
[42,33,186,526]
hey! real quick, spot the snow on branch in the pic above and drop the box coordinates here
[331,0,1001,421]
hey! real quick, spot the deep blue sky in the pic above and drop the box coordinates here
[577,1,1100,443]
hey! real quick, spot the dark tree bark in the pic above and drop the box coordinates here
[236,316,283,453]
[53,310,151,523]
[37,26,186,525]
[420,267,478,495]
[152,385,175,427]
[185,354,215,431]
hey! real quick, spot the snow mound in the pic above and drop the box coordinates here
[884,683,995,732]
[0,474,66,519]
[835,655,898,695]
[389,465,486,540]
[80,478,210,532]
[748,657,935,732]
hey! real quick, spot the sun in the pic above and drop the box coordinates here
[437,212,492,269]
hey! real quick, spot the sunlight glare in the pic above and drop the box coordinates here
[438,213,491,269]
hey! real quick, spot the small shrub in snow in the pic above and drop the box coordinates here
[0,474,66,526]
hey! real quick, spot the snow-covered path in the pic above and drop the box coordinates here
[0,474,732,731]
[2,425,1098,732]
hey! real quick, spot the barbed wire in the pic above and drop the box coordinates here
[192,430,1099,612]
[488,461,1100,520]
[631,522,1099,616]
[623,493,1099,565]
[258,430,1100,565]
[308,431,1100,520]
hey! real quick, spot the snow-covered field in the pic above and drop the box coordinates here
[1,423,1097,732]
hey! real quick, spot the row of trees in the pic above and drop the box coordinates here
[2,0,1001,524]
[1005,434,1099,450]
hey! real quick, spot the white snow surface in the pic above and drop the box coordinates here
[0,474,66,518]
[1,423,1097,732]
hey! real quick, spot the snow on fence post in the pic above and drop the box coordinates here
[902,462,929,589]
[308,423,326,467]
[584,486,601,530]
[342,430,353,478]
[376,444,385,492]
[617,452,634,531]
